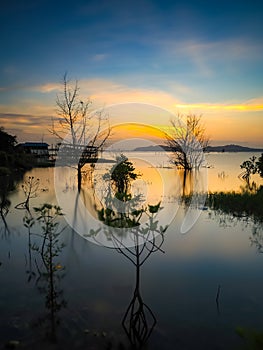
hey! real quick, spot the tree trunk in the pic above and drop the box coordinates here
[77,164,82,192]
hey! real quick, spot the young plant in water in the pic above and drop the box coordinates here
[23,213,36,282]
[16,176,40,211]
[30,203,66,342]
[33,203,65,263]
[23,204,65,282]
[88,156,169,348]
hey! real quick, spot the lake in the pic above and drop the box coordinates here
[0,152,263,349]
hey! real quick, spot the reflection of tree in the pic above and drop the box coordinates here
[25,204,66,343]
[96,205,166,349]
[0,173,18,236]
[177,170,207,220]
[250,225,263,253]
[90,156,167,349]
[120,213,165,350]
[178,169,193,197]
[239,180,258,193]
[23,213,35,282]
[0,192,11,236]
[207,189,263,257]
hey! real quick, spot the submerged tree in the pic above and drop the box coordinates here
[239,156,258,182]
[239,153,263,184]
[166,114,209,171]
[0,175,12,236]
[256,153,263,178]
[51,73,111,190]
[97,154,143,228]
[88,157,168,348]
[111,154,138,193]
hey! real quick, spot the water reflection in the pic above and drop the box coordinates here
[250,225,263,253]
[2,154,263,349]
[0,174,18,236]
[87,156,167,349]
[23,212,35,283]
[207,187,263,257]
[24,204,67,344]
[239,179,258,193]
[121,226,164,349]
[207,186,263,224]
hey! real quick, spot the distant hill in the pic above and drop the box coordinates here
[205,144,263,152]
[133,144,263,152]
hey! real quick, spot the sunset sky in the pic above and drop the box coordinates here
[0,0,263,146]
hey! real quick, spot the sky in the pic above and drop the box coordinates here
[0,0,263,147]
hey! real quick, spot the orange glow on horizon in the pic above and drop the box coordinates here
[108,123,169,142]
[176,103,263,111]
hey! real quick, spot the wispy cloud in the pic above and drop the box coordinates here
[1,78,263,145]
[157,37,263,77]
[0,112,54,141]
[3,78,263,115]
[91,53,109,62]
[0,113,52,127]
[34,83,61,93]
[175,97,263,112]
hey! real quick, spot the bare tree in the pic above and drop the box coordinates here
[166,114,209,171]
[51,73,111,190]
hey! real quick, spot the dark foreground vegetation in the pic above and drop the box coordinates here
[0,127,39,175]
[207,186,263,222]
[207,154,263,223]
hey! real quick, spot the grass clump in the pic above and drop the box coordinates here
[207,186,263,222]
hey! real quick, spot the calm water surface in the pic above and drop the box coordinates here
[0,152,263,349]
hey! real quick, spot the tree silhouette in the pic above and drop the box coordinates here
[110,154,139,196]
[26,204,66,344]
[166,114,209,171]
[239,156,258,183]
[0,127,17,153]
[89,156,168,348]
[256,153,263,178]
[52,73,111,190]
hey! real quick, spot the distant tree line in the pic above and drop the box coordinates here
[0,127,36,174]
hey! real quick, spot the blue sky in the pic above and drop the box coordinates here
[0,0,263,146]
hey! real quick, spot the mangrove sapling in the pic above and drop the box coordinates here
[15,176,40,211]
[92,200,167,348]
[33,204,65,266]
[89,156,168,348]
[23,213,36,282]
[239,153,263,184]
[27,203,66,342]
[0,174,13,236]
[239,156,257,183]
[0,197,11,236]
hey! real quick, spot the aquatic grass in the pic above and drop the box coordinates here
[207,186,263,222]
